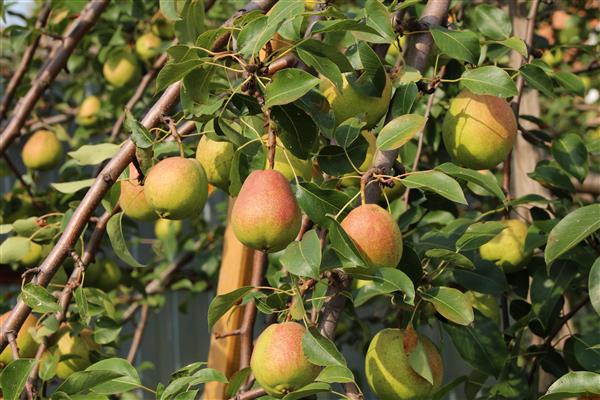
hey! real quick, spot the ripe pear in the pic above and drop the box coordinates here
[144,157,208,220]
[322,72,392,128]
[341,204,402,273]
[21,130,63,170]
[102,50,139,88]
[120,164,157,221]
[135,32,162,61]
[85,259,122,292]
[231,170,301,252]
[0,312,38,366]
[195,135,234,191]
[465,291,500,325]
[442,90,517,170]
[54,328,100,379]
[154,218,182,240]
[251,322,321,397]
[479,219,530,272]
[76,95,101,126]
[365,328,443,400]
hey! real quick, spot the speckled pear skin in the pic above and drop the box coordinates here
[480,219,530,272]
[365,328,443,400]
[21,130,63,170]
[251,322,322,398]
[120,164,157,221]
[442,90,517,170]
[102,50,139,88]
[231,170,301,252]
[135,32,161,60]
[195,135,234,191]
[341,204,403,273]
[144,157,208,220]
[0,312,38,365]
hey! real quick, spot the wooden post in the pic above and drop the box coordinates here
[204,198,254,399]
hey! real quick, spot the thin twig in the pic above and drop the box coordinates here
[3,154,35,198]
[127,304,149,363]
[228,388,267,400]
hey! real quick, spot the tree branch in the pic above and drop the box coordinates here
[2,153,35,198]
[127,303,149,363]
[228,387,267,400]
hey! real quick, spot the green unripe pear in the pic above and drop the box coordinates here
[480,219,530,272]
[120,164,157,221]
[341,204,403,273]
[442,90,517,170]
[102,50,139,88]
[76,95,101,126]
[231,170,301,252]
[21,130,63,170]
[135,32,162,61]
[144,157,209,220]
[86,259,122,292]
[322,72,392,128]
[365,328,443,400]
[250,322,321,397]
[54,328,99,379]
[154,218,182,240]
[339,131,376,187]
[0,312,38,366]
[195,135,234,191]
[465,291,501,325]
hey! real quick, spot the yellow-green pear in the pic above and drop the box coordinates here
[465,291,501,325]
[195,135,234,191]
[54,328,100,379]
[154,218,182,240]
[365,328,443,400]
[102,50,139,88]
[231,170,301,252]
[86,259,122,292]
[322,72,392,128]
[19,241,44,266]
[135,32,162,61]
[144,157,208,220]
[119,164,157,221]
[442,90,517,170]
[251,322,321,398]
[21,130,63,170]
[480,219,530,272]
[0,312,38,366]
[76,95,101,126]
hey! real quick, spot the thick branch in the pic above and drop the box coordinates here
[0,0,110,155]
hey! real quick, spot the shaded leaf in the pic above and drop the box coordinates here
[106,212,145,268]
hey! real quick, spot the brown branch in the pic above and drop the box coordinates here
[127,303,149,363]
[0,0,110,155]
[0,1,52,122]
[145,244,199,295]
[544,295,590,347]
[2,153,34,198]
[6,332,19,360]
[228,387,267,400]
[26,112,74,131]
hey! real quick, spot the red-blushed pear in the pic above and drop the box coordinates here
[154,218,182,240]
[21,130,63,170]
[341,204,403,273]
[195,135,234,191]
[144,157,208,220]
[0,312,38,366]
[135,32,162,61]
[250,322,321,398]
[76,95,101,126]
[231,170,301,252]
[442,90,517,170]
[102,50,139,88]
[365,328,444,400]
[479,219,530,272]
[119,164,157,221]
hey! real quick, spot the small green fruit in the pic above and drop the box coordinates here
[480,219,530,272]
[251,322,321,398]
[86,259,122,292]
[102,50,139,88]
[0,312,38,366]
[442,90,517,170]
[365,328,444,400]
[135,32,162,61]
[76,95,101,126]
[54,328,99,379]
[231,170,301,252]
[144,157,209,220]
[341,204,403,273]
[154,218,182,240]
[22,130,63,170]
[195,135,234,191]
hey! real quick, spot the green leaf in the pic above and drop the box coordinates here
[545,204,600,265]
[174,0,205,45]
[333,118,364,148]
[311,20,380,35]
[425,249,475,269]
[52,179,95,194]
[160,0,181,21]
[281,382,331,400]
[326,215,368,269]
[93,317,122,345]
[0,359,36,400]
[270,104,318,159]
[364,0,395,43]
[528,160,576,192]
[408,338,434,385]
[301,327,346,367]
[87,358,140,394]
[531,260,578,329]
[590,258,600,316]
[156,59,200,92]
[496,36,527,57]
[376,114,426,151]
[106,212,145,268]
[455,222,506,251]
[0,236,31,264]
[460,66,518,97]
[296,48,343,92]
[124,110,153,149]
[430,27,480,64]
[265,69,320,107]
[473,5,512,40]
[316,135,369,176]
[295,182,350,227]
[352,267,416,306]
[435,162,505,202]
[551,133,588,182]
[539,371,600,399]
[315,365,355,384]
[21,283,61,313]
[225,368,251,398]
[56,370,125,395]
[453,262,508,295]
[421,286,474,325]
[520,64,555,98]
[280,230,322,279]
[207,286,253,330]
[68,144,120,166]
[390,82,418,118]
[402,171,467,205]
[554,71,585,96]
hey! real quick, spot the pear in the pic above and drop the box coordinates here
[19,241,45,266]
[0,312,38,366]
[341,204,402,273]
[86,259,122,292]
[231,170,301,252]
[365,328,443,400]
[76,95,101,126]
[119,164,157,221]
[339,131,376,187]
[21,130,63,170]
[195,135,234,191]
[251,322,321,398]
[144,157,208,220]
[442,90,517,170]
[480,219,530,272]
[102,50,139,88]
[135,32,162,61]
[322,72,392,128]
[154,218,182,240]
[53,328,100,379]
[263,137,312,182]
